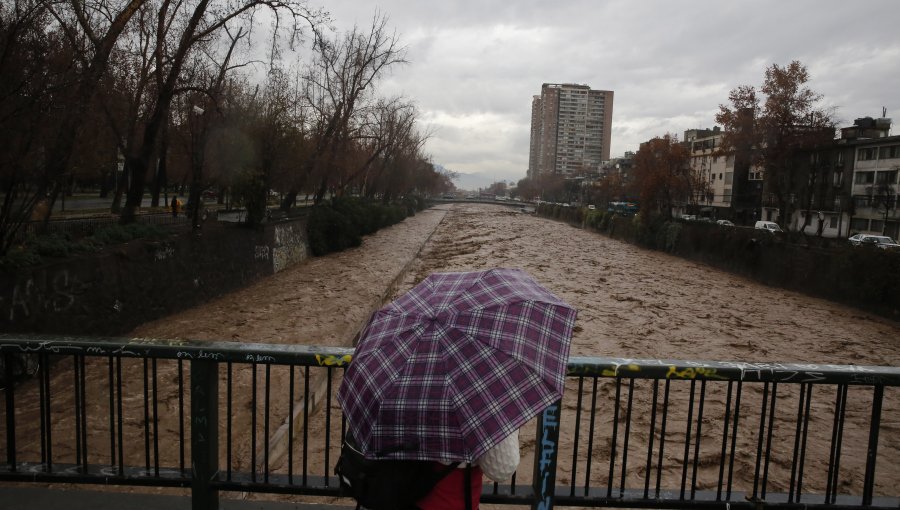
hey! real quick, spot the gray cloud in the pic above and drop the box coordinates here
[311,0,900,182]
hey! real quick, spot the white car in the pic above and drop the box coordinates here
[716,219,735,227]
[848,234,900,250]
[754,221,783,233]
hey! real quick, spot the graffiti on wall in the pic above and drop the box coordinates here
[154,245,175,261]
[3,269,81,322]
[272,223,309,273]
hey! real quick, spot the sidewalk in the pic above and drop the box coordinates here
[0,486,353,510]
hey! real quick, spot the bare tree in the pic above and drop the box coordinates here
[633,134,691,220]
[716,61,835,229]
[872,169,898,236]
[118,0,325,224]
[0,0,146,254]
[281,13,407,209]
[340,97,417,197]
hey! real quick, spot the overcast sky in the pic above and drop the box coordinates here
[306,0,900,183]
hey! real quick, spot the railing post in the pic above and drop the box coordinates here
[862,385,884,506]
[4,353,16,471]
[191,359,219,510]
[532,400,561,510]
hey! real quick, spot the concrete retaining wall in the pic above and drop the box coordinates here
[0,217,310,335]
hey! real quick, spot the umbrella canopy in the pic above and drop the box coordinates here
[338,268,577,463]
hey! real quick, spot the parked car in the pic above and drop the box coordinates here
[754,221,783,233]
[681,214,696,221]
[587,204,596,210]
[848,234,900,250]
[716,219,735,227]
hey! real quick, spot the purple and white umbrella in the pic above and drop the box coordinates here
[338,268,577,463]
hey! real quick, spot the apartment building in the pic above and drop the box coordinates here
[680,127,764,222]
[528,84,613,178]
[846,120,899,238]
[684,128,730,210]
[770,117,897,238]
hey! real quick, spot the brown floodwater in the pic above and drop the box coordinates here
[4,203,899,504]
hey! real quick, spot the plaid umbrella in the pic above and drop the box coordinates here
[338,268,577,463]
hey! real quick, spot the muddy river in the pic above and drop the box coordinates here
[6,203,900,504]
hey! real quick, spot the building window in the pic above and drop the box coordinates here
[833,171,844,187]
[858,148,877,161]
[829,215,838,228]
[854,171,875,185]
[850,218,869,232]
[879,145,900,160]
[876,170,898,185]
[725,172,733,185]
[871,220,884,232]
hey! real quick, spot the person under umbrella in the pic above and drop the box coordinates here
[338,268,577,510]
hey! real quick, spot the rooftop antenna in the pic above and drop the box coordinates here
[883,106,887,118]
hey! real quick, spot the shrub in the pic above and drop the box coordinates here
[0,223,168,268]
[584,210,603,230]
[662,222,682,253]
[307,205,361,256]
[91,223,166,245]
[402,195,418,216]
[600,211,612,231]
[32,232,75,258]
[333,197,376,235]
[231,169,268,225]
[307,197,418,256]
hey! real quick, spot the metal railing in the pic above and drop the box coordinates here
[1,334,899,510]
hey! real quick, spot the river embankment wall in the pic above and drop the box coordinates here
[538,205,900,320]
[0,218,310,335]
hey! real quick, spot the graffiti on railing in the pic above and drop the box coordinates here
[565,356,900,385]
[193,381,210,444]
[177,351,224,361]
[316,353,352,367]
[129,337,188,347]
[535,403,559,510]
[665,365,727,380]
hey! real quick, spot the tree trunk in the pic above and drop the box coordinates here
[281,190,298,211]
[152,120,169,207]
[121,0,213,225]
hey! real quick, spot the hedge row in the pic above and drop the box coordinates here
[1,223,169,269]
[307,196,427,256]
[538,205,900,320]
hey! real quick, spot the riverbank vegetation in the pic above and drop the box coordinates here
[539,203,900,320]
[307,196,426,256]
[1,223,168,269]
[0,3,454,256]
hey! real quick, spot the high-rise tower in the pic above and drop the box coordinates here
[528,83,613,178]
